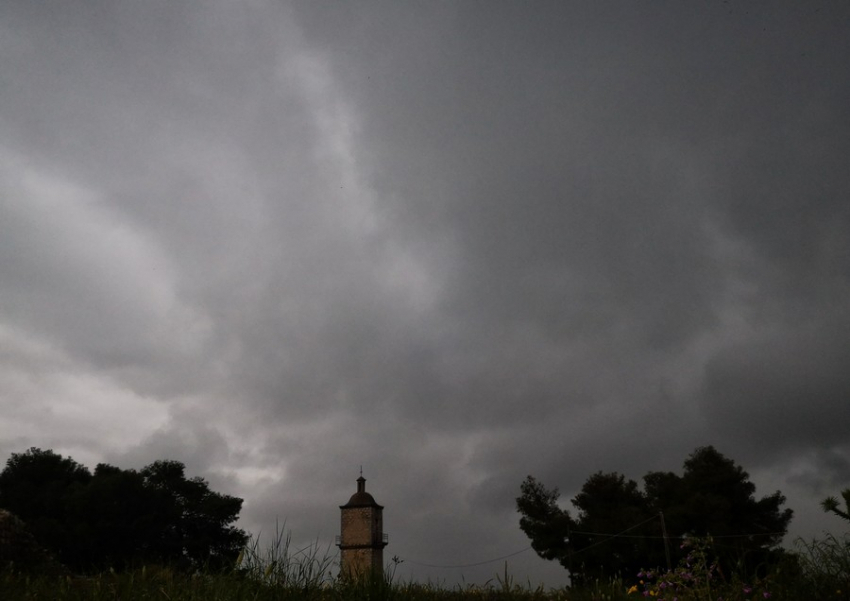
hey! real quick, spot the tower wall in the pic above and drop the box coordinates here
[340,506,381,547]
[338,477,386,579]
[340,546,384,579]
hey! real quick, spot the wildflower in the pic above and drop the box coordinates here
[762,592,771,599]
[743,585,752,594]
[628,585,638,595]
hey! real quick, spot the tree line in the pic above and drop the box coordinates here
[0,447,248,573]
[516,446,796,586]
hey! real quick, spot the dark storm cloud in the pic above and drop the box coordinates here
[701,320,850,450]
[284,0,850,568]
[291,1,850,404]
[1,0,849,586]
[291,4,717,370]
[787,448,850,497]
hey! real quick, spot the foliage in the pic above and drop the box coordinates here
[570,472,658,584]
[0,508,70,576]
[628,533,850,601]
[793,532,850,601]
[0,447,91,562]
[630,536,776,601]
[139,459,248,571]
[0,447,248,573]
[516,476,574,565]
[235,521,335,588]
[0,531,847,601]
[646,447,792,576]
[516,446,793,584]
[822,489,850,524]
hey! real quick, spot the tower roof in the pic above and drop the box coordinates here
[341,475,383,509]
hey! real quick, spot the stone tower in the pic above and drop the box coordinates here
[337,474,387,579]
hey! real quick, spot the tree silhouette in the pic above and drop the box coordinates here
[0,448,248,573]
[140,459,248,571]
[821,488,850,524]
[0,447,91,566]
[516,476,573,565]
[517,446,793,583]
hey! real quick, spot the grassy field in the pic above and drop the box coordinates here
[1,533,848,601]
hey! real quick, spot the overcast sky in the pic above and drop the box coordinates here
[1,0,849,587]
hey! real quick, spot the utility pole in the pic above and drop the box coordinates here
[659,512,671,571]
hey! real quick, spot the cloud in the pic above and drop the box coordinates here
[701,320,850,453]
[0,0,848,587]
[0,322,170,469]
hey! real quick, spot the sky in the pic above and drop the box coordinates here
[1,0,849,588]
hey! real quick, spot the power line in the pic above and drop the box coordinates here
[403,546,532,569]
[569,530,785,539]
[566,514,787,560]
[401,518,786,570]
[568,514,661,557]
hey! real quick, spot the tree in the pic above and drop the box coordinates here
[676,446,760,536]
[518,472,659,585]
[66,463,160,570]
[0,448,248,572]
[516,476,573,565]
[0,447,91,566]
[569,472,658,583]
[140,459,248,571]
[821,488,850,524]
[517,472,664,585]
[664,446,792,573]
[517,446,793,583]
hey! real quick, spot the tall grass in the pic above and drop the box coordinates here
[3,530,850,600]
[792,532,850,600]
[235,520,336,589]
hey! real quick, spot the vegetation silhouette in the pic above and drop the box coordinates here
[822,488,850,524]
[0,447,247,573]
[517,446,793,586]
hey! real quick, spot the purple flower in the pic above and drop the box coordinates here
[762,593,771,599]
[743,585,752,594]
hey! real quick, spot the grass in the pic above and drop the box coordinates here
[235,520,336,589]
[2,532,849,601]
[792,532,850,600]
